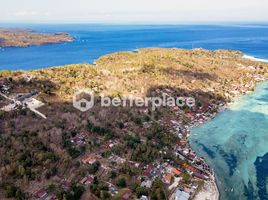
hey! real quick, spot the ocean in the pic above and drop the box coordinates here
[0,24,268,70]
[190,82,268,200]
[1,24,268,200]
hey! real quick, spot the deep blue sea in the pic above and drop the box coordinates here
[1,24,268,70]
[1,24,268,200]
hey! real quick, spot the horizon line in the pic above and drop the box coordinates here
[0,20,268,26]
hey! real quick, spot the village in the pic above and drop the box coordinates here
[25,94,222,200]
[0,59,266,200]
[1,76,219,200]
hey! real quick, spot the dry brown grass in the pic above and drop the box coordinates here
[0,28,72,47]
[1,48,267,102]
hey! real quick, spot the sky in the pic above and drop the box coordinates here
[0,0,267,23]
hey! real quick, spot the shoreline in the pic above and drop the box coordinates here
[193,173,220,200]
[189,101,232,200]
[190,55,268,200]
[189,94,248,200]
[243,54,268,63]
[0,48,266,72]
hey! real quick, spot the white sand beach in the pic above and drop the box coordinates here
[194,176,219,200]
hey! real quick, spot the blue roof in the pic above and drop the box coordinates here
[175,189,190,200]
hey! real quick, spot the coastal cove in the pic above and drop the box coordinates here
[190,80,268,200]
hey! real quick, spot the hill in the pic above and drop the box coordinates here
[0,48,267,200]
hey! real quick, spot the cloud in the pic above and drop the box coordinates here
[2,0,268,22]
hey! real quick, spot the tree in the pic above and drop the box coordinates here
[5,185,17,198]
[45,167,57,179]
[100,190,111,199]
[135,186,149,198]
[182,173,191,184]
[116,177,127,188]
[89,177,109,198]
[57,184,84,200]
[4,185,25,200]
[134,117,142,126]
[110,170,117,179]
[151,179,166,200]
[88,161,101,174]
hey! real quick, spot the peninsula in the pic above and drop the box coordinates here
[0,28,73,48]
[0,48,267,200]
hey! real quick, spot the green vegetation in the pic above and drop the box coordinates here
[88,161,101,174]
[4,185,25,200]
[62,132,84,158]
[57,184,84,200]
[116,177,127,188]
[87,121,115,140]
[151,179,166,200]
[90,177,111,199]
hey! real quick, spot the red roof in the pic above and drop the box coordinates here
[121,189,132,200]
[163,173,172,184]
[185,164,195,172]
[178,140,187,146]
[82,156,97,164]
[143,165,153,177]
[171,168,182,176]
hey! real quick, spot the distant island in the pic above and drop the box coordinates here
[0,28,73,47]
[0,48,267,200]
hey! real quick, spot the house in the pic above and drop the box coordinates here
[120,189,132,200]
[108,155,126,166]
[103,141,115,148]
[141,180,153,188]
[0,79,10,94]
[34,189,48,200]
[1,85,10,94]
[80,175,94,185]
[143,164,154,178]
[178,139,187,147]
[44,195,57,200]
[193,172,209,180]
[82,156,97,165]
[171,189,190,200]
[17,91,39,102]
[71,132,87,146]
[140,195,149,200]
[163,173,172,184]
[85,175,94,185]
[191,182,198,190]
[80,177,88,185]
[109,185,118,195]
[171,167,182,176]
[129,160,140,167]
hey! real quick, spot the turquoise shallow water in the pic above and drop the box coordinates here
[190,82,268,200]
